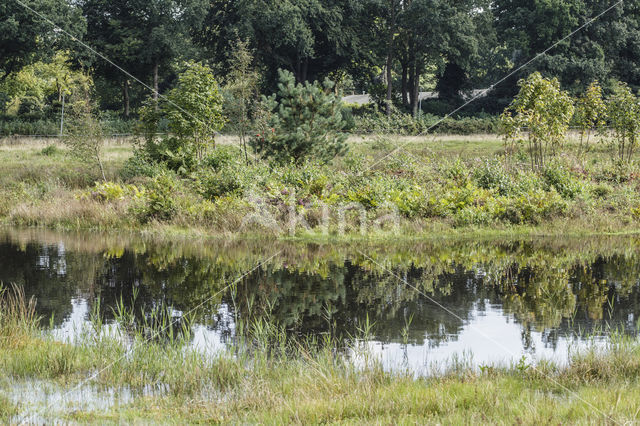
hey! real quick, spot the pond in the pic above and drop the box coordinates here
[1,228,640,375]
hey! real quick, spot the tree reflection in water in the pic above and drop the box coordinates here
[1,228,639,358]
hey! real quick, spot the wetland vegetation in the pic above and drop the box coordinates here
[1,229,640,422]
[4,0,640,422]
[3,129,640,240]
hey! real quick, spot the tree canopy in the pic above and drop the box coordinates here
[2,0,640,117]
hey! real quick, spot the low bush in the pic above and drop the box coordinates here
[120,152,168,180]
[388,185,438,218]
[6,125,640,234]
[139,136,198,174]
[592,162,636,184]
[197,167,247,199]
[135,173,180,222]
[431,116,499,134]
[453,204,494,227]
[202,146,238,171]
[497,189,567,224]
[473,158,513,196]
[39,145,61,156]
[589,183,613,199]
[83,181,145,203]
[346,175,394,209]
[541,163,583,199]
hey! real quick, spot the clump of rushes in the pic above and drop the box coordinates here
[0,283,39,348]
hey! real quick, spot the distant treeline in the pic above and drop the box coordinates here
[2,1,640,119]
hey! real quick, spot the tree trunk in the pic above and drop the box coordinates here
[302,57,308,83]
[153,62,159,110]
[295,57,303,83]
[408,70,415,108]
[385,49,394,117]
[122,79,130,118]
[385,0,397,117]
[411,60,421,117]
[407,38,416,109]
[401,57,408,107]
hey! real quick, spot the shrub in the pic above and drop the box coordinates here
[99,112,135,134]
[39,145,61,156]
[120,152,168,180]
[589,183,612,199]
[83,181,145,202]
[420,99,454,116]
[346,175,392,209]
[0,117,134,137]
[454,205,493,227]
[139,136,198,174]
[497,189,567,224]
[440,182,493,215]
[137,173,179,222]
[592,161,634,184]
[432,116,498,134]
[389,185,437,218]
[351,110,498,135]
[443,159,471,186]
[251,69,348,164]
[202,146,238,171]
[0,119,59,136]
[510,170,544,195]
[197,167,246,199]
[541,164,583,199]
[473,158,513,196]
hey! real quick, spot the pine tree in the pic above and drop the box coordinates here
[251,69,348,164]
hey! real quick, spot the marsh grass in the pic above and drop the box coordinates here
[0,394,18,423]
[564,328,640,385]
[1,283,640,422]
[0,283,39,348]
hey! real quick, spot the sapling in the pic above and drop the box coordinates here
[225,39,260,164]
[500,72,574,171]
[575,81,606,160]
[64,90,107,181]
[606,82,640,164]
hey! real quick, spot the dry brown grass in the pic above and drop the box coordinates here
[7,191,132,229]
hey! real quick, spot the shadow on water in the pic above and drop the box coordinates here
[1,227,640,372]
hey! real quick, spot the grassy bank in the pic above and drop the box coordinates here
[2,134,640,240]
[1,283,640,423]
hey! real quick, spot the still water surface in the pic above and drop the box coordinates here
[2,228,640,374]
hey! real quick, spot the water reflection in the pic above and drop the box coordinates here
[1,228,639,370]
